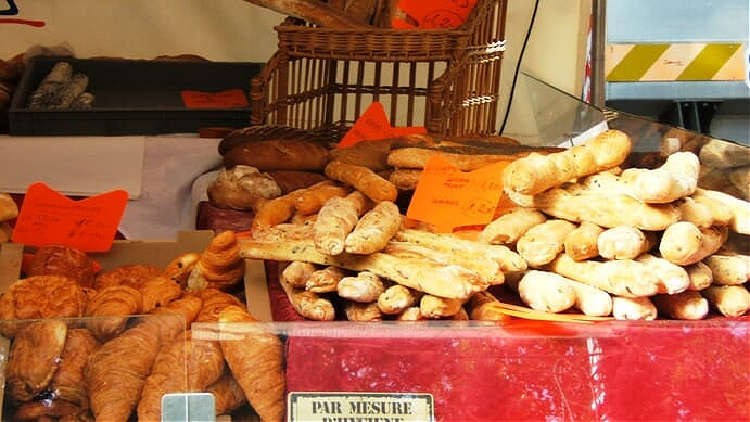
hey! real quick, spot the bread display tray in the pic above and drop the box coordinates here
[9,58,263,136]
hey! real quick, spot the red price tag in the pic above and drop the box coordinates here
[337,102,426,149]
[12,183,128,252]
[395,0,479,29]
[406,155,507,233]
[181,89,249,108]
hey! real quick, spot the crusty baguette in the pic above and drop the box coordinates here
[619,151,699,204]
[502,129,633,195]
[387,148,520,171]
[344,201,402,254]
[520,187,681,231]
[516,219,577,268]
[701,284,750,317]
[651,291,709,320]
[692,189,750,234]
[479,207,547,245]
[563,221,604,261]
[545,253,659,297]
[611,296,658,320]
[394,228,526,273]
[239,239,488,299]
[325,161,398,203]
[659,222,728,266]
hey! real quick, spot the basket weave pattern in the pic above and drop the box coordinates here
[251,0,508,138]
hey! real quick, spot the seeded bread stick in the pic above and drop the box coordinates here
[702,254,750,285]
[597,226,657,260]
[305,266,348,293]
[344,301,383,321]
[337,271,386,303]
[503,129,633,195]
[563,221,604,260]
[635,253,690,295]
[545,254,659,297]
[325,161,398,203]
[344,201,402,254]
[685,262,714,291]
[651,291,709,320]
[281,261,317,288]
[659,222,728,266]
[240,239,487,299]
[479,207,547,245]
[314,191,371,255]
[514,270,576,313]
[692,189,750,234]
[394,229,527,272]
[611,296,658,320]
[517,219,577,268]
[377,284,421,315]
[419,294,464,318]
[619,151,699,204]
[701,284,750,317]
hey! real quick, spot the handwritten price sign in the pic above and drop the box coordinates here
[406,155,508,233]
[337,102,426,148]
[12,183,128,252]
[180,89,249,108]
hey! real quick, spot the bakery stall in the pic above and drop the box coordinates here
[1,1,749,421]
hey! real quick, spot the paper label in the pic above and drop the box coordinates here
[394,0,479,29]
[337,102,426,148]
[288,392,434,422]
[12,182,128,252]
[406,155,507,233]
[180,88,248,108]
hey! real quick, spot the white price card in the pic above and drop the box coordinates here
[288,392,434,422]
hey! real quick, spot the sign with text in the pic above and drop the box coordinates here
[337,102,426,149]
[406,155,507,233]
[288,392,434,422]
[180,88,248,108]
[12,182,128,252]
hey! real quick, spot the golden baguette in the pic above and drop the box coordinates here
[502,129,633,195]
[239,239,487,299]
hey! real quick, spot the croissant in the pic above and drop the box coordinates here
[188,231,246,291]
[206,369,247,415]
[49,328,102,407]
[195,288,244,323]
[84,285,143,342]
[0,275,87,337]
[163,252,201,288]
[85,323,161,422]
[139,276,182,312]
[13,398,86,421]
[26,244,95,288]
[7,319,68,402]
[219,305,285,422]
[86,294,203,421]
[137,330,225,422]
[93,264,163,290]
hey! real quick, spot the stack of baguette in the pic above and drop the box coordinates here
[238,128,750,322]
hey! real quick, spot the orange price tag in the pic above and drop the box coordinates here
[406,155,507,233]
[180,89,249,108]
[337,102,426,148]
[396,0,479,29]
[12,183,128,252]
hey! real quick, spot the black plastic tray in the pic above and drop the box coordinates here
[9,58,263,136]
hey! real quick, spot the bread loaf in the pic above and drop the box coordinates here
[223,140,331,171]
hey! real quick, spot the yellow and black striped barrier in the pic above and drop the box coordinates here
[605,42,747,82]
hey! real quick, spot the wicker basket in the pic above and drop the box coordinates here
[250,0,508,139]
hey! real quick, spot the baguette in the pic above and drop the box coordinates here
[325,161,398,203]
[692,189,750,234]
[563,221,604,260]
[344,201,402,254]
[516,219,577,268]
[388,168,423,191]
[619,151,699,203]
[479,207,547,245]
[545,254,659,297]
[522,187,681,231]
[611,296,658,320]
[701,284,750,317]
[387,148,520,171]
[394,228,526,273]
[659,222,728,266]
[239,239,487,299]
[651,291,709,320]
[503,129,633,195]
[223,139,330,171]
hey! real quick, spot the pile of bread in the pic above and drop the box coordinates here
[0,231,284,422]
[219,126,750,322]
[0,192,17,243]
